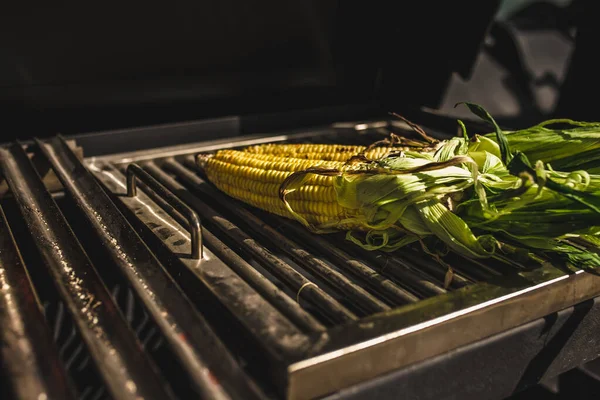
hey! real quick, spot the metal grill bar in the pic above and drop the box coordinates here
[273,221,424,303]
[194,226,327,333]
[355,251,448,297]
[129,160,357,324]
[36,136,264,400]
[0,204,76,400]
[0,143,173,400]
[390,249,471,288]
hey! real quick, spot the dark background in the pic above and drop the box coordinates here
[1,1,498,138]
[2,1,597,139]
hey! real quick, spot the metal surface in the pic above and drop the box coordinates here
[269,220,431,302]
[36,136,265,399]
[91,126,340,164]
[126,162,203,259]
[323,296,600,400]
[0,204,76,400]
[87,117,449,165]
[288,267,600,400]
[85,126,600,400]
[0,142,172,400]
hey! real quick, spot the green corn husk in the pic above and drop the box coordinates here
[484,119,600,172]
[279,102,600,274]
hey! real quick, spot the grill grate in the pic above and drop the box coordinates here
[2,121,600,400]
[166,158,442,304]
[0,143,175,400]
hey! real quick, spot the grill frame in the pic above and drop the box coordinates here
[84,120,600,400]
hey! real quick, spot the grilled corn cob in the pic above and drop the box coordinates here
[199,149,362,230]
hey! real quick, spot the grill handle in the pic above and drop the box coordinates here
[126,163,203,259]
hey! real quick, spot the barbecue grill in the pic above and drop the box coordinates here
[2,2,599,400]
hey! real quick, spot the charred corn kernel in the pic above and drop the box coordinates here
[244,143,403,161]
[202,149,360,228]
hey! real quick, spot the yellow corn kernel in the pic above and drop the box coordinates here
[244,143,368,161]
[244,143,402,161]
[218,149,344,169]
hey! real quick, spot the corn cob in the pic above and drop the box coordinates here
[199,148,362,230]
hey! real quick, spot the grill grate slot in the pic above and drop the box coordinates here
[279,221,445,298]
[384,247,472,288]
[269,219,438,301]
[441,253,503,281]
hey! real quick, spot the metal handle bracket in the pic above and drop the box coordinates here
[127,163,203,259]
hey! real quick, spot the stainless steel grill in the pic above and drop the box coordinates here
[2,119,600,400]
